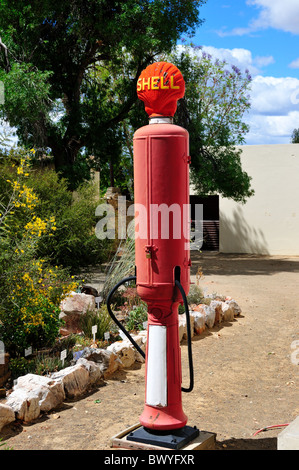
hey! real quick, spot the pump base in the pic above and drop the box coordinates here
[126,425,199,450]
[111,423,216,450]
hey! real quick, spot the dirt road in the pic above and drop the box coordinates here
[1,252,298,450]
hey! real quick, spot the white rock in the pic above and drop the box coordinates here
[178,313,194,339]
[204,304,216,328]
[130,332,147,362]
[107,341,136,369]
[60,291,95,315]
[6,388,40,422]
[221,302,235,322]
[0,403,15,431]
[51,364,90,399]
[78,348,120,378]
[178,315,186,341]
[190,310,206,335]
[76,358,104,385]
[226,299,242,316]
[210,300,223,323]
[14,373,65,412]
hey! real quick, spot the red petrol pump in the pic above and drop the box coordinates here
[107,62,199,449]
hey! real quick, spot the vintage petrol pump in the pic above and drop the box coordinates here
[107,62,199,449]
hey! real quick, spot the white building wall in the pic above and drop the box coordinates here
[219,144,299,255]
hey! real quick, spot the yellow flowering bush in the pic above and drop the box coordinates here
[0,149,80,356]
[1,261,79,355]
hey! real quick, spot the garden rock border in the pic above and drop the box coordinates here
[0,297,241,432]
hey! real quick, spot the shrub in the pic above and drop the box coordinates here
[0,149,80,356]
[25,167,114,272]
[125,302,148,332]
[80,304,113,341]
[0,261,79,357]
[9,352,72,380]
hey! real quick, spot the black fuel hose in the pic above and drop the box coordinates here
[106,276,145,359]
[175,279,194,393]
[106,276,194,393]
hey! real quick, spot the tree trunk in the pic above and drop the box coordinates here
[109,157,115,187]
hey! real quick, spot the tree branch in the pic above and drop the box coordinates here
[0,36,11,72]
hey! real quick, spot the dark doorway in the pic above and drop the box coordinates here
[190,195,219,251]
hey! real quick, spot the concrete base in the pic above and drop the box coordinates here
[110,423,216,451]
[278,417,299,450]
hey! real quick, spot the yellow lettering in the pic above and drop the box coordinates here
[151,76,159,89]
[142,77,151,90]
[160,76,169,89]
[170,76,180,89]
[137,78,142,92]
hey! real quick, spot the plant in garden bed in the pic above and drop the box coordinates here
[0,149,81,358]
[79,304,114,343]
[125,302,148,333]
[9,351,72,381]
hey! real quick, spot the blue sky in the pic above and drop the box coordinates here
[186,0,299,144]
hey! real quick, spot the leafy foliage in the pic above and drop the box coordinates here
[0,0,206,188]
[125,303,148,332]
[171,47,254,202]
[0,149,83,356]
[79,304,113,341]
[291,128,299,143]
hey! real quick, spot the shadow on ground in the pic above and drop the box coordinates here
[190,251,299,277]
[215,437,277,450]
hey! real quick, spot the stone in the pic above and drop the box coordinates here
[178,315,186,341]
[107,341,136,369]
[226,299,242,317]
[178,313,195,340]
[210,300,223,324]
[81,285,98,297]
[131,331,147,362]
[221,302,235,322]
[77,347,120,378]
[51,364,90,399]
[13,374,65,412]
[204,305,216,328]
[59,291,96,334]
[76,358,104,386]
[194,304,216,329]
[0,403,15,432]
[60,291,95,315]
[6,388,40,423]
[190,310,206,335]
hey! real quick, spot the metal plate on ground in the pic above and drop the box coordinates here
[111,423,216,451]
[126,425,199,450]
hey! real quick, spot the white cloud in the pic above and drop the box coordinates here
[218,0,299,36]
[177,45,298,144]
[245,75,299,144]
[250,76,299,115]
[182,44,275,76]
[248,0,299,34]
[289,58,299,69]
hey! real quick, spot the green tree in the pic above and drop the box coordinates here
[171,47,254,202]
[291,128,299,143]
[113,46,254,202]
[0,0,206,188]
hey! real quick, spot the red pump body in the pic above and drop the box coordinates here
[133,120,191,430]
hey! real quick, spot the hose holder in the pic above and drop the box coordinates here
[106,276,194,393]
